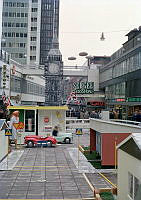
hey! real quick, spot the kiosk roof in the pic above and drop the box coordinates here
[8,106,68,110]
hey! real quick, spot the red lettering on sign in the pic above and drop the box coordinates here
[44,117,49,123]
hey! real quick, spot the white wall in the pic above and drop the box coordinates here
[88,64,99,91]
[90,118,141,133]
[0,130,8,161]
[118,149,141,200]
[38,110,66,136]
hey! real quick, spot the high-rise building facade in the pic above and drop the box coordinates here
[1,0,59,66]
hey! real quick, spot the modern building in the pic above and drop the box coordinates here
[117,133,141,200]
[99,27,141,120]
[0,50,45,108]
[1,0,59,66]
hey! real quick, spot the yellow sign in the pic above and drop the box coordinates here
[76,128,83,135]
[5,129,12,136]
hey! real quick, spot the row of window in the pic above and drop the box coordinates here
[10,77,44,96]
[3,12,28,18]
[113,52,141,78]
[3,32,27,38]
[3,2,28,7]
[27,82,44,96]
[11,53,26,59]
[2,42,26,48]
[100,52,141,83]
[41,24,52,30]
[2,22,27,28]
[105,82,125,99]
[32,0,38,3]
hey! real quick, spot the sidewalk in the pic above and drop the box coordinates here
[0,145,94,199]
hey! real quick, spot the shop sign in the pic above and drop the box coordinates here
[88,101,105,107]
[13,122,24,129]
[44,117,49,123]
[73,82,94,94]
[127,97,141,102]
[110,98,125,102]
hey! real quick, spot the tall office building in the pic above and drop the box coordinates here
[1,0,59,66]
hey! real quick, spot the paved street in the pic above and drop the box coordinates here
[0,134,117,199]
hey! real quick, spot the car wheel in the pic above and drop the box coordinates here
[27,141,34,148]
[46,140,52,147]
[64,138,71,144]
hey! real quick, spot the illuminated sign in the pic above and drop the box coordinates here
[127,97,141,102]
[87,101,105,107]
[73,82,94,94]
[115,98,125,102]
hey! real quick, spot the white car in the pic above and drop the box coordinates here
[55,132,73,144]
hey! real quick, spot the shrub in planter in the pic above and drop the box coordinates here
[100,192,114,200]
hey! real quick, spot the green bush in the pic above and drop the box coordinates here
[100,192,114,200]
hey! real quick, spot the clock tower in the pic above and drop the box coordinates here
[44,35,63,106]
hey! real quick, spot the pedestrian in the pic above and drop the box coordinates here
[52,126,59,136]
[132,110,139,121]
[9,110,20,149]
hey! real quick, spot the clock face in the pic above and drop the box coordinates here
[48,63,59,74]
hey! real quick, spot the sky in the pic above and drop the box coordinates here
[0,0,141,66]
[59,0,141,66]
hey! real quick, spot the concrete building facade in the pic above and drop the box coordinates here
[99,27,141,120]
[1,0,59,66]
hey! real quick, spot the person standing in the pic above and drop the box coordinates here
[9,111,19,149]
[52,126,59,137]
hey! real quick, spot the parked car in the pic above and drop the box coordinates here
[55,132,73,144]
[24,135,57,148]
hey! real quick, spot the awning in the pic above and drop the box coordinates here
[8,105,69,110]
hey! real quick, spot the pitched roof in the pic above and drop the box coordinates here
[117,133,141,160]
[0,119,8,130]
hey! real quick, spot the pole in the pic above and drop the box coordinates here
[7,137,9,170]
[114,137,117,171]
[78,135,80,168]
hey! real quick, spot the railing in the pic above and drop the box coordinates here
[111,119,141,126]
[66,118,90,133]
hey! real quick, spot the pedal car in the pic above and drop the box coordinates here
[24,135,57,148]
[55,132,73,144]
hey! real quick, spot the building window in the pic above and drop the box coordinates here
[32,8,38,12]
[31,17,37,22]
[17,13,20,17]
[31,37,37,41]
[30,56,36,61]
[32,0,38,3]
[21,13,24,17]
[30,46,36,51]
[128,172,141,200]
[31,27,37,31]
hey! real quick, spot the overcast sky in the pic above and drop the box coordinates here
[0,0,141,66]
[59,0,141,65]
